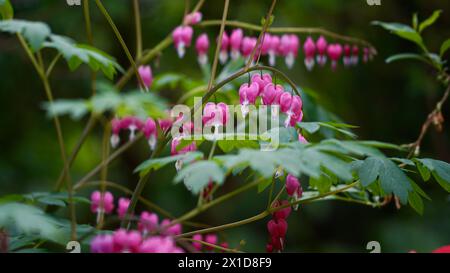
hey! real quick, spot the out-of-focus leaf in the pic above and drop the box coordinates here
[135,152,204,176]
[42,99,88,120]
[418,10,442,33]
[385,53,428,64]
[414,158,450,192]
[44,35,122,79]
[408,191,424,215]
[0,203,65,243]
[355,156,413,203]
[440,38,450,57]
[0,0,13,20]
[372,21,425,50]
[0,19,50,51]
[175,160,225,194]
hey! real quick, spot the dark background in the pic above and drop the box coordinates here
[0,0,449,252]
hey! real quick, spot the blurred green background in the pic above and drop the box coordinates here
[1,0,450,252]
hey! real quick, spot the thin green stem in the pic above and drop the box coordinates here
[17,34,77,240]
[133,0,143,59]
[83,0,97,95]
[245,0,277,70]
[172,178,263,226]
[177,238,244,253]
[94,0,145,88]
[45,53,61,78]
[73,133,143,190]
[206,0,230,91]
[55,116,97,191]
[175,182,359,238]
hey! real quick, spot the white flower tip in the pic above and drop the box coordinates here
[110,135,120,148]
[219,51,228,64]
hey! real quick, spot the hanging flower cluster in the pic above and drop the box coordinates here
[90,191,184,253]
[266,200,291,253]
[238,72,303,128]
[173,18,376,71]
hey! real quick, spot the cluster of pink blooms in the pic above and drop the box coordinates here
[173,18,376,71]
[266,174,303,253]
[172,12,202,58]
[191,233,229,252]
[238,73,303,127]
[266,200,291,253]
[90,191,184,253]
[110,116,158,150]
[90,191,131,221]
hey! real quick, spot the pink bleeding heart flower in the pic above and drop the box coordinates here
[142,118,157,150]
[272,200,292,220]
[239,82,259,117]
[351,45,359,66]
[279,92,293,113]
[205,234,218,251]
[268,35,280,66]
[327,43,343,70]
[158,112,173,133]
[316,36,328,66]
[192,234,203,251]
[284,95,302,127]
[279,34,299,69]
[121,116,144,141]
[173,25,193,58]
[90,191,115,221]
[219,31,230,64]
[432,245,450,253]
[113,229,142,253]
[138,211,159,236]
[202,102,229,136]
[262,83,284,105]
[343,44,352,67]
[230,28,244,60]
[161,219,182,236]
[138,65,153,90]
[260,33,272,56]
[171,137,197,156]
[241,36,257,59]
[303,36,316,71]
[267,218,288,238]
[184,11,202,25]
[196,33,209,66]
[139,236,184,253]
[117,197,131,220]
[91,234,114,253]
[286,174,303,210]
[251,73,272,95]
[110,118,122,148]
[298,133,308,144]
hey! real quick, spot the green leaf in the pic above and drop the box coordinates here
[372,21,425,50]
[44,35,122,79]
[440,38,450,56]
[135,152,203,176]
[414,158,450,192]
[42,99,88,120]
[0,0,13,20]
[385,53,428,64]
[309,174,333,194]
[408,191,424,215]
[297,121,357,138]
[152,73,186,91]
[412,13,418,30]
[46,82,168,120]
[356,156,413,203]
[175,160,225,194]
[0,19,50,51]
[418,10,442,33]
[0,203,65,242]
